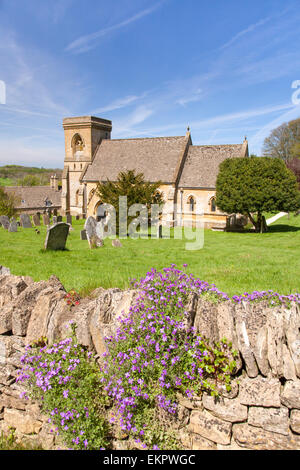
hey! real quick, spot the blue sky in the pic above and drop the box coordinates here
[0,0,299,168]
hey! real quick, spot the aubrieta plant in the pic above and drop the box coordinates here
[100,265,239,449]
[16,322,110,450]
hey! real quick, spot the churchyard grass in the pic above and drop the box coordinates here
[0,213,299,297]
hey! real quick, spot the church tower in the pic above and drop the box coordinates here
[61,116,112,216]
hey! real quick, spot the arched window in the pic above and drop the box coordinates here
[210,197,216,212]
[188,196,196,212]
[71,133,85,157]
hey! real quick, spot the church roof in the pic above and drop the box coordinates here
[82,136,188,184]
[178,144,245,188]
[3,186,62,210]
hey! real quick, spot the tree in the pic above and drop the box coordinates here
[0,187,18,218]
[216,156,300,233]
[18,175,41,186]
[262,118,300,161]
[96,170,164,235]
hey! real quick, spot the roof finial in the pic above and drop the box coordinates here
[187,125,190,132]
[244,136,247,142]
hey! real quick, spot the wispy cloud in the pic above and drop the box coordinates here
[65,2,164,54]
[220,16,272,50]
[113,105,154,137]
[91,92,148,115]
[176,88,203,106]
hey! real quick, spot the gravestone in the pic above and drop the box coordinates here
[88,235,104,248]
[44,222,69,251]
[32,213,41,226]
[53,209,57,216]
[0,215,10,229]
[66,214,72,225]
[43,214,50,225]
[57,215,63,222]
[80,229,87,240]
[76,215,80,220]
[8,218,18,232]
[84,216,103,248]
[20,213,32,228]
[112,239,123,248]
[52,216,57,225]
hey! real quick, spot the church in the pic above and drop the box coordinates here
[61,115,249,229]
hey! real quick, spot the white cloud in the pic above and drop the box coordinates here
[220,16,272,50]
[65,2,164,54]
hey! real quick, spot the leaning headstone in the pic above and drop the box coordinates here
[112,239,123,248]
[52,216,57,225]
[57,215,63,222]
[43,214,50,225]
[8,218,18,232]
[66,214,72,225]
[32,213,41,226]
[44,222,69,251]
[0,215,10,229]
[84,216,103,248]
[20,213,32,228]
[80,229,87,240]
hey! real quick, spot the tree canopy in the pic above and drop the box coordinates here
[96,170,164,235]
[0,187,18,218]
[216,156,300,232]
[262,118,300,161]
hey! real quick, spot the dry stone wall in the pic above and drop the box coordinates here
[0,270,300,450]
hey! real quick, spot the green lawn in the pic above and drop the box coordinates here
[0,214,299,297]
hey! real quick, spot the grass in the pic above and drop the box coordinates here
[0,213,299,297]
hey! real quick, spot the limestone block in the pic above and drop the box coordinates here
[248,406,289,436]
[253,325,270,377]
[188,409,232,445]
[202,393,248,423]
[191,432,217,450]
[280,380,300,409]
[239,376,281,407]
[290,410,300,434]
[233,423,300,450]
[89,289,138,356]
[284,303,300,378]
[4,408,42,435]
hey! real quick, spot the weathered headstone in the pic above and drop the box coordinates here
[20,213,32,228]
[43,214,50,225]
[88,235,104,248]
[84,216,103,248]
[80,229,87,240]
[66,214,72,225]
[57,215,63,222]
[32,213,41,226]
[53,209,57,216]
[44,222,69,251]
[112,239,123,248]
[76,215,80,220]
[0,215,10,229]
[52,216,57,225]
[8,218,18,232]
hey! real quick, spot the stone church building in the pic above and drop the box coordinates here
[61,115,249,228]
